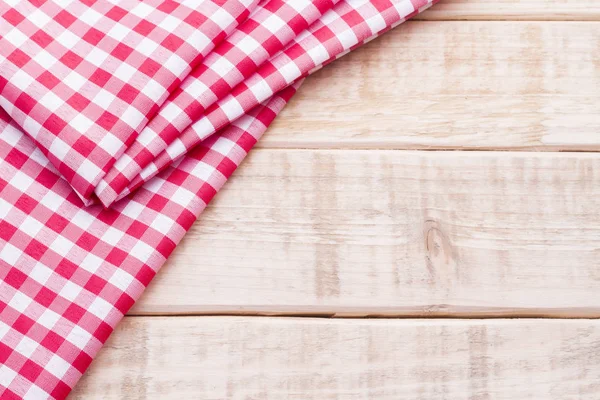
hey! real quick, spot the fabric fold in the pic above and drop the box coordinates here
[99,0,437,206]
[0,81,301,399]
[95,0,342,206]
[0,0,258,203]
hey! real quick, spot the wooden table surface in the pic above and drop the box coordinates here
[71,1,600,398]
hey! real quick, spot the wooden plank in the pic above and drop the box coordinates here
[72,317,600,399]
[130,150,600,317]
[417,0,600,21]
[260,21,600,151]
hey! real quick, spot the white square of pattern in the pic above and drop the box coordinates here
[248,78,274,101]
[209,56,235,76]
[121,200,144,220]
[165,138,187,159]
[81,252,104,274]
[210,137,237,157]
[160,101,187,124]
[366,13,387,34]
[219,98,245,121]
[71,208,96,231]
[4,27,29,48]
[277,61,302,82]
[0,319,10,339]
[130,2,154,19]
[235,35,263,56]
[10,170,35,193]
[136,37,160,57]
[54,0,75,8]
[159,14,182,32]
[78,7,103,26]
[70,113,95,134]
[101,226,125,246]
[8,290,31,313]
[15,335,38,358]
[20,215,45,238]
[262,13,287,33]
[0,242,22,266]
[107,23,130,42]
[163,53,188,77]
[33,50,58,69]
[60,280,82,302]
[98,132,125,157]
[51,235,74,258]
[77,158,103,184]
[92,88,117,110]
[88,297,113,320]
[0,365,17,387]
[335,28,358,50]
[30,262,53,286]
[171,186,196,209]
[120,105,146,129]
[46,355,71,380]
[56,29,81,49]
[288,0,311,12]
[37,308,61,330]
[39,190,66,213]
[190,161,214,181]
[148,213,174,238]
[0,123,21,146]
[141,79,165,102]
[39,91,64,113]
[130,240,155,263]
[109,268,134,292]
[28,8,52,28]
[66,324,91,350]
[63,71,87,92]
[10,69,35,91]
[190,117,215,139]
[187,31,211,54]
[113,62,138,83]
[22,116,42,138]
[306,43,330,65]
[211,7,236,29]
[86,47,109,67]
[48,138,71,162]
[396,0,416,16]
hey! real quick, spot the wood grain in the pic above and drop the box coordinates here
[416,0,600,21]
[260,21,600,151]
[71,317,600,399]
[130,150,600,317]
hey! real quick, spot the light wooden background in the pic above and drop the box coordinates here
[71,1,600,398]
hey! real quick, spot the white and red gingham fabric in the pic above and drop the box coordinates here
[0,0,438,398]
[0,0,257,203]
[0,82,300,399]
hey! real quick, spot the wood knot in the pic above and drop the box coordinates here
[423,219,458,284]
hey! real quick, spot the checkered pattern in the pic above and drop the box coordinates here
[95,0,342,207]
[0,82,301,400]
[0,0,257,204]
[99,0,438,204]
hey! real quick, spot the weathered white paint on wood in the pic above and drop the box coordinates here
[71,317,600,399]
[260,21,600,151]
[417,0,600,20]
[129,150,600,317]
